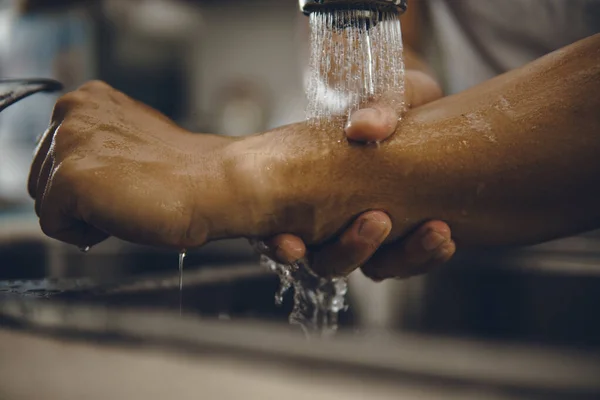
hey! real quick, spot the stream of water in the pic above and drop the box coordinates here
[306,8,406,124]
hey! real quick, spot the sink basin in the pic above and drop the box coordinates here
[3,210,600,350]
[1,297,600,400]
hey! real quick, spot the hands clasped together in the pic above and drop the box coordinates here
[28,71,455,281]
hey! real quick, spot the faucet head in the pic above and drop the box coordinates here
[0,79,63,113]
[299,0,407,16]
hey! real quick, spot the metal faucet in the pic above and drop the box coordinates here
[299,0,407,16]
[0,79,63,113]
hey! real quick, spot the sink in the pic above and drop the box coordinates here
[3,209,600,349]
[1,297,600,400]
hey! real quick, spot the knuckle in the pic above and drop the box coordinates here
[56,90,87,108]
[79,80,112,93]
[52,91,88,120]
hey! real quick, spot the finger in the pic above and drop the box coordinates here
[362,221,454,281]
[344,71,442,143]
[29,90,86,198]
[28,123,58,199]
[345,105,398,142]
[34,152,55,217]
[38,176,109,247]
[404,70,443,108]
[262,234,307,264]
[311,211,392,278]
[365,239,455,282]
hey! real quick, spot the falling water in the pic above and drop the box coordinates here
[261,255,347,338]
[79,246,90,253]
[306,8,406,124]
[178,250,186,315]
[261,8,405,337]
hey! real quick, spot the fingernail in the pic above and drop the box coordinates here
[421,230,447,252]
[275,239,305,264]
[358,214,389,242]
[345,108,380,131]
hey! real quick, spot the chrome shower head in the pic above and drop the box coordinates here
[299,0,407,16]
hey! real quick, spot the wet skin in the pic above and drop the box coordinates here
[29,34,600,278]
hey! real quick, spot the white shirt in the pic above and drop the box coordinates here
[424,0,600,94]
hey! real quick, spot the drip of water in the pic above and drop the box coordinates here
[178,250,186,315]
[306,8,406,124]
[78,246,90,253]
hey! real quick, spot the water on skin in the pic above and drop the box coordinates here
[178,250,186,315]
[261,8,406,337]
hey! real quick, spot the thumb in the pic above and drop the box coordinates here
[345,70,443,142]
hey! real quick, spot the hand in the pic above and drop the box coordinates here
[28,80,234,249]
[261,70,455,280]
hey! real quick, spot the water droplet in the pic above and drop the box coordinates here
[79,246,90,253]
[178,250,186,315]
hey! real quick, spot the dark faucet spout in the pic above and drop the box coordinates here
[0,78,63,113]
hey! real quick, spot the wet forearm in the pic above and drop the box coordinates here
[217,35,600,249]
[249,34,600,247]
[374,33,600,246]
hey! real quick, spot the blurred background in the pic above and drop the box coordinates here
[1,0,600,356]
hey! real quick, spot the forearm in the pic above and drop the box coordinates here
[390,33,600,246]
[222,34,600,247]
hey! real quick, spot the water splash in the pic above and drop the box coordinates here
[260,255,348,338]
[178,250,186,315]
[306,8,406,125]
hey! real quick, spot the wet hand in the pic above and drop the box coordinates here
[262,70,455,280]
[28,81,233,249]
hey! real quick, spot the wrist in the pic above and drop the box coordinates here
[218,123,346,242]
[232,121,417,245]
[205,132,287,240]
[182,133,246,244]
[220,121,430,246]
